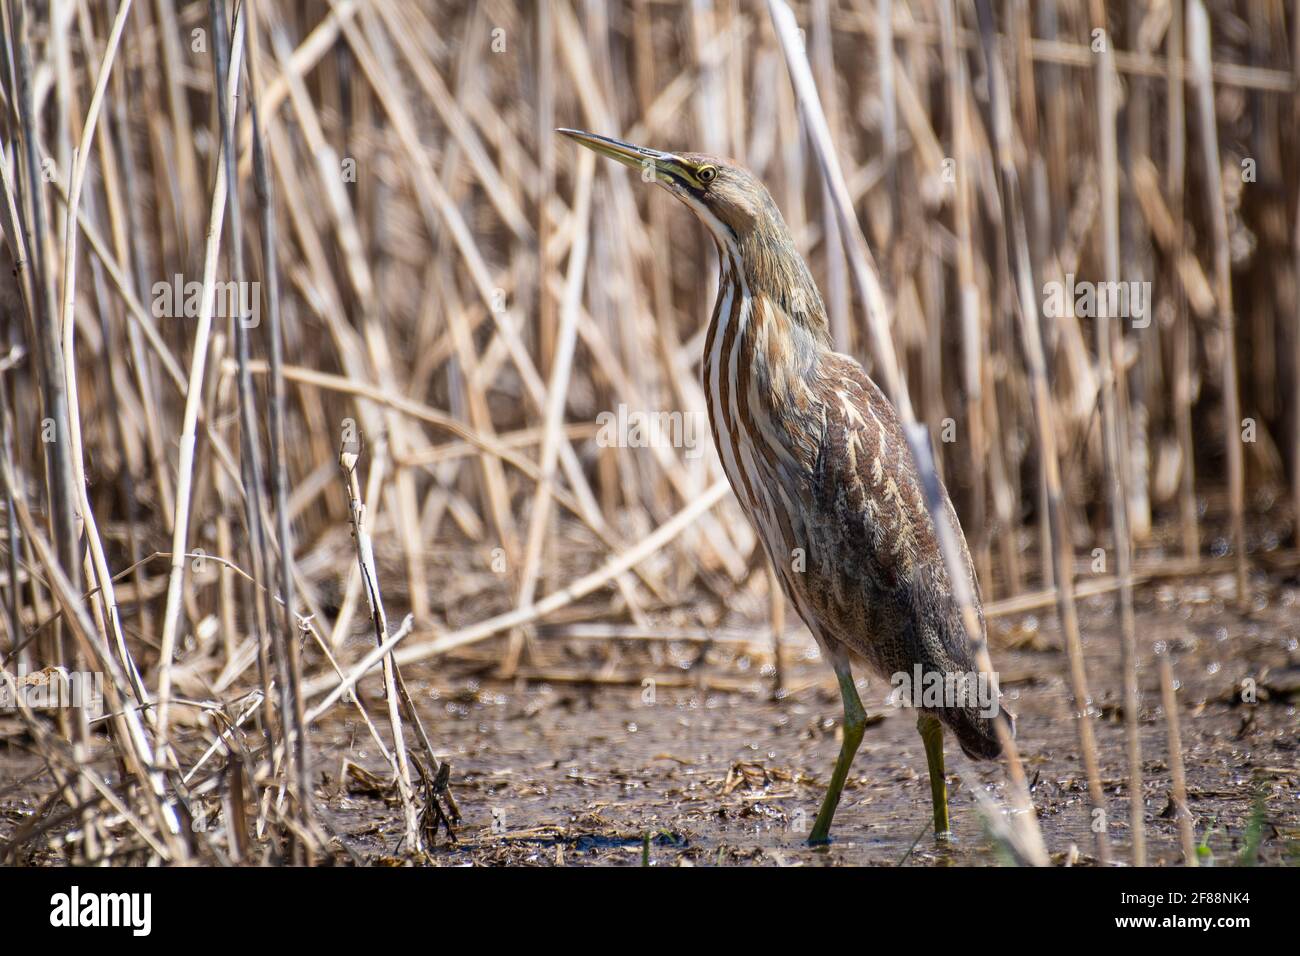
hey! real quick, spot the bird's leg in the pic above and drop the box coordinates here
[916,711,951,840]
[808,649,865,845]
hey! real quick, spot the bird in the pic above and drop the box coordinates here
[558,128,1008,845]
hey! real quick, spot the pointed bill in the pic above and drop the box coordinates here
[556,128,696,187]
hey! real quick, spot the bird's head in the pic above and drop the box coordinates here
[558,128,830,352]
[557,128,781,249]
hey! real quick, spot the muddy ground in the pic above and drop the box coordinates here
[2,568,1297,866]
[310,569,1298,866]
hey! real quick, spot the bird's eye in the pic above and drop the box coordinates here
[697,165,717,185]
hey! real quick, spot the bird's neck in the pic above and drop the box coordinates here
[729,229,833,349]
[706,234,834,427]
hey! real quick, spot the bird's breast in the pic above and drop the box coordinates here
[701,279,827,629]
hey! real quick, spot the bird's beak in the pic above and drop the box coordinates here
[556,128,692,187]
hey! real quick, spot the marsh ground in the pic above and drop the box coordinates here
[3,566,1297,867]
[312,569,1300,866]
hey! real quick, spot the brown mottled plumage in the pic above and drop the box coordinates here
[561,129,1007,842]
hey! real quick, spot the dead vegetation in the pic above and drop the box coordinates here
[0,0,1297,866]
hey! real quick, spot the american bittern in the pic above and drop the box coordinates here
[560,129,1007,844]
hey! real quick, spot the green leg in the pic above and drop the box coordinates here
[808,649,866,845]
[917,712,951,841]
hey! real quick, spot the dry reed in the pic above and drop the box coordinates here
[0,0,1295,866]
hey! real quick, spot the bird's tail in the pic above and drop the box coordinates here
[944,703,1015,761]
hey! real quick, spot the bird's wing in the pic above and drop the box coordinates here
[804,352,1003,757]
[805,352,983,673]
[810,352,932,592]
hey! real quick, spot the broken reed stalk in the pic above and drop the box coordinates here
[1166,0,1199,560]
[1156,648,1197,865]
[245,1,312,846]
[338,435,421,854]
[938,0,990,599]
[536,0,556,372]
[1294,0,1300,549]
[1188,0,1247,607]
[210,0,308,860]
[768,560,785,696]
[766,0,1048,866]
[54,0,139,862]
[13,0,80,630]
[2,418,21,669]
[0,41,32,679]
[1090,0,1145,865]
[153,8,245,759]
[810,0,850,353]
[970,0,1108,864]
